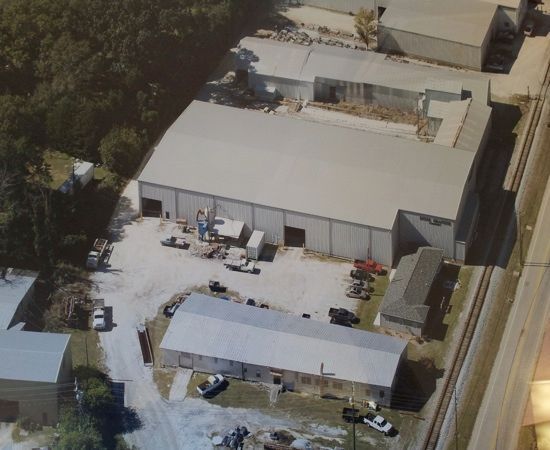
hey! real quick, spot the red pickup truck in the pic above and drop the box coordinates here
[353,259,385,275]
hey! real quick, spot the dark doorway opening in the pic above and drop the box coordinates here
[329,86,337,102]
[284,226,306,248]
[0,399,19,422]
[142,198,162,217]
[273,374,281,385]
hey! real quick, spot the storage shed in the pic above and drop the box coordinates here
[0,330,72,425]
[0,268,37,330]
[377,0,498,70]
[246,230,265,260]
[378,247,444,336]
[58,160,94,194]
[161,294,408,406]
[138,100,484,265]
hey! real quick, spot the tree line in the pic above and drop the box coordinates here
[0,0,266,272]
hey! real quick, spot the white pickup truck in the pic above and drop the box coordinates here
[196,374,225,397]
[224,259,256,273]
[363,413,394,436]
[92,299,106,331]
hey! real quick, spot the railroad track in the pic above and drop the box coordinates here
[422,62,550,450]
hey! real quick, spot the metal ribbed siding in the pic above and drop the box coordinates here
[331,220,371,260]
[176,189,214,225]
[285,211,330,254]
[250,74,313,101]
[398,211,455,257]
[140,182,176,219]
[378,26,485,70]
[253,205,284,244]
[370,227,393,266]
[214,197,254,234]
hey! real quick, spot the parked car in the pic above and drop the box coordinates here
[346,286,370,300]
[302,313,311,319]
[224,259,256,273]
[328,307,359,324]
[246,298,256,306]
[341,407,362,423]
[93,307,106,330]
[485,55,505,73]
[353,259,385,275]
[524,20,535,37]
[163,301,183,318]
[363,413,395,436]
[209,280,226,293]
[196,374,226,397]
[350,268,373,281]
[160,235,186,249]
[330,316,352,327]
[349,279,366,289]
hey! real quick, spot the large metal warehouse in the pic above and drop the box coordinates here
[138,100,490,265]
[161,294,408,406]
[377,0,498,70]
[236,37,492,110]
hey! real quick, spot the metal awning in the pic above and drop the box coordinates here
[212,216,244,239]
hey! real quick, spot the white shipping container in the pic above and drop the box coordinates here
[246,230,265,260]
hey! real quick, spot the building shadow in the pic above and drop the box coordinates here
[259,243,278,262]
[423,264,461,341]
[391,358,444,412]
[466,101,523,268]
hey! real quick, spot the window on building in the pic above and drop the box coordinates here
[198,355,202,361]
[379,390,385,398]
[214,358,218,364]
[301,376,312,385]
[256,370,261,378]
[333,382,343,390]
[165,211,170,219]
[230,361,234,367]
[243,367,247,373]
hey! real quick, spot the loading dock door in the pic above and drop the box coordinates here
[142,198,162,217]
[0,399,19,422]
[284,226,306,248]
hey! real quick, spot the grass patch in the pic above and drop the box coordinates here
[355,274,389,331]
[44,150,74,189]
[187,373,420,449]
[146,296,180,398]
[408,266,473,368]
[69,328,102,368]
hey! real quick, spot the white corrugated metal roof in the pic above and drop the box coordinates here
[434,99,492,152]
[237,37,491,104]
[425,78,463,95]
[247,230,265,248]
[161,294,408,387]
[379,0,498,47]
[427,100,450,119]
[0,330,70,383]
[139,101,476,229]
[480,0,522,8]
[0,269,37,330]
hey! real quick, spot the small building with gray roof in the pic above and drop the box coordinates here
[160,293,408,405]
[0,268,38,330]
[378,247,444,336]
[0,330,72,425]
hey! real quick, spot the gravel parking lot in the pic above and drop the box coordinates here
[92,180,365,449]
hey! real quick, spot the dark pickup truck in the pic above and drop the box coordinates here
[342,407,362,424]
[329,307,359,324]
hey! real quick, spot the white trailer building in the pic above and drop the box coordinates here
[160,293,408,406]
[138,98,490,265]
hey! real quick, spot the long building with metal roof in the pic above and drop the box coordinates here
[160,293,408,405]
[0,268,37,330]
[236,37,491,108]
[0,330,72,425]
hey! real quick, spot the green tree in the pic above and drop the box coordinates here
[83,377,114,414]
[99,127,144,177]
[354,8,377,49]
[55,409,105,450]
